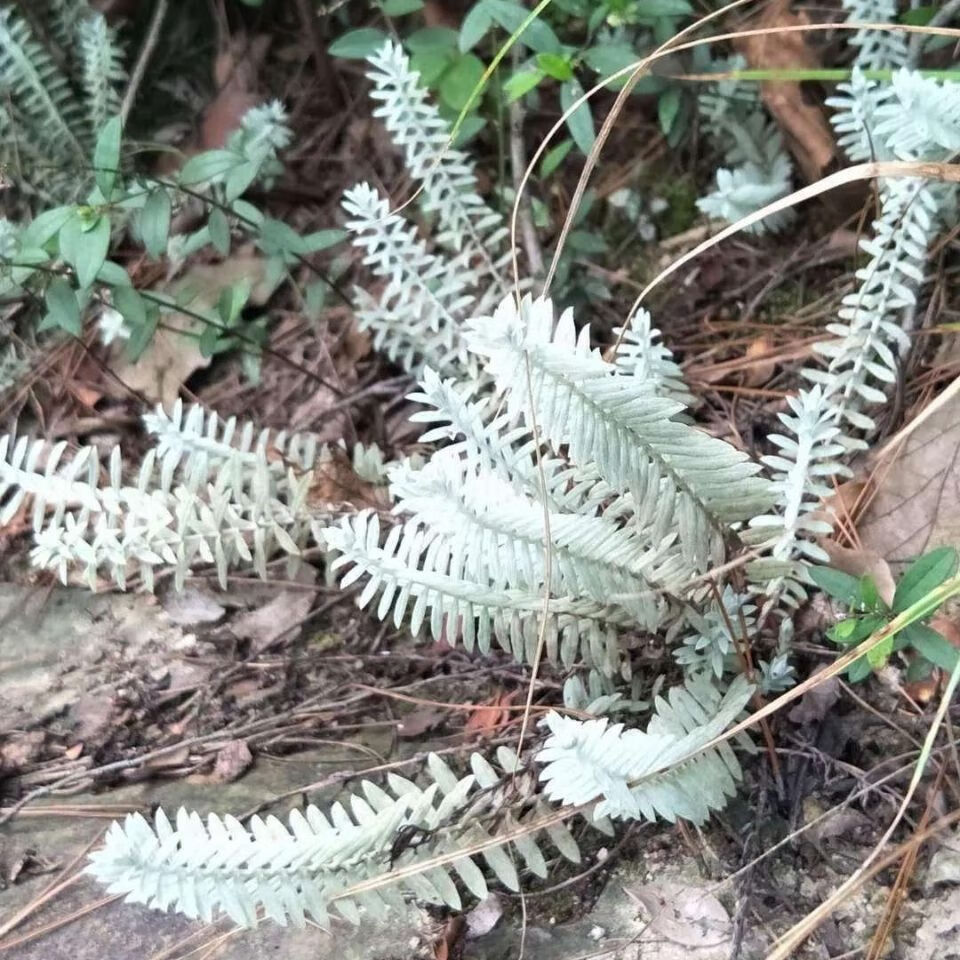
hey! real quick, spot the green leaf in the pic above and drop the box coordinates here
[179,149,241,185]
[567,230,608,254]
[536,52,573,81]
[95,260,132,286]
[125,305,158,361]
[329,28,389,59]
[304,280,327,322]
[893,547,959,614]
[22,206,74,248]
[113,285,147,330]
[298,228,348,253]
[440,54,486,110]
[208,208,231,256]
[141,189,171,259]
[847,655,873,683]
[225,158,261,201]
[484,0,560,53]
[198,321,222,358]
[383,0,424,13]
[410,49,454,85]
[406,27,459,53]
[582,45,635,85]
[60,214,110,289]
[658,86,681,136]
[93,115,123,200]
[503,69,545,102]
[231,199,263,227]
[217,281,251,326]
[904,622,960,672]
[540,137,574,178]
[866,632,893,669]
[451,113,486,145]
[634,0,693,15]
[560,78,595,154]
[459,3,493,52]
[827,614,886,648]
[807,565,862,607]
[43,277,81,336]
[900,6,936,25]
[257,217,304,259]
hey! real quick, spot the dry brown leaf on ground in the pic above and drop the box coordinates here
[734,0,835,180]
[230,565,317,655]
[463,691,518,737]
[859,389,960,568]
[625,881,732,953]
[109,255,277,407]
[818,541,896,605]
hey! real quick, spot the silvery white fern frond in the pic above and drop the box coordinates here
[538,674,752,822]
[76,11,125,140]
[466,295,774,574]
[365,40,510,302]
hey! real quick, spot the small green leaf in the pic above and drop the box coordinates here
[298,228,348,253]
[540,138,574,178]
[808,565,862,607]
[828,613,886,648]
[406,27,459,53]
[198,321,221,358]
[582,45,636,89]
[560,78,595,154]
[257,217,304,259]
[22,206,74,248]
[440,54,486,110]
[893,547,959,613]
[900,5,936,25]
[60,214,110,289]
[125,305,158,361]
[536,52,573,81]
[904,622,960,672]
[43,277,81,336]
[634,0,693,15]
[95,260,132,286]
[141,189,171,259]
[179,149,241,185]
[93,115,123,200]
[217,281,251,326]
[484,0,560,53]
[658,86,681,136]
[208,208,231,256]
[113,285,147,331]
[383,0,423,13]
[847,655,873,683]
[225,158,261,201]
[866,633,894,669]
[459,3,493,52]
[451,113,486,145]
[567,230,608,254]
[410,50,454,85]
[504,69,544,102]
[231,199,264,227]
[329,28,389,59]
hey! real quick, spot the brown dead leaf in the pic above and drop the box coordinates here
[860,390,960,568]
[743,335,777,387]
[464,691,518,738]
[735,0,835,180]
[307,447,389,511]
[432,916,465,960]
[110,255,277,407]
[396,706,448,739]
[626,881,732,949]
[230,565,317,654]
[788,667,840,724]
[818,541,896,606]
[208,739,253,783]
[201,34,271,150]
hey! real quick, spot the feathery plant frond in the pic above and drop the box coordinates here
[0,3,128,200]
[467,294,774,574]
[612,310,695,408]
[538,674,753,822]
[76,11,125,140]
[1,404,323,592]
[365,40,510,301]
[87,749,583,928]
[322,509,634,672]
[697,58,795,234]
[342,182,477,376]
[838,0,908,71]
[674,587,755,681]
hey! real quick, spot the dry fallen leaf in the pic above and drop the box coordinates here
[464,691,518,738]
[230,565,317,655]
[860,389,960,568]
[110,255,277,408]
[788,667,840,725]
[818,541,896,606]
[208,739,253,784]
[743,335,777,387]
[627,881,732,951]
[735,0,835,180]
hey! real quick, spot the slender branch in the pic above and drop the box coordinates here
[120,0,170,124]
[508,49,544,279]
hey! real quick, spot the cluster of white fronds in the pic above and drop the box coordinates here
[749,6,960,603]
[342,41,515,375]
[674,588,755,680]
[322,294,773,676]
[0,3,127,200]
[0,401,331,591]
[697,59,795,234]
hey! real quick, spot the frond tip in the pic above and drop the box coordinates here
[537,675,753,822]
